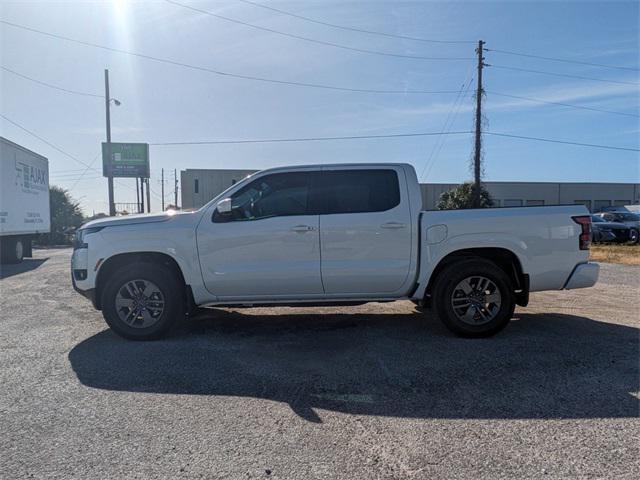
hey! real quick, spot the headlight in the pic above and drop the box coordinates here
[73,226,104,250]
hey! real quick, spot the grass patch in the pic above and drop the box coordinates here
[590,244,640,265]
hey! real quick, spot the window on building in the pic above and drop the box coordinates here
[526,200,544,206]
[320,169,400,214]
[594,200,611,212]
[503,199,523,207]
[194,179,199,194]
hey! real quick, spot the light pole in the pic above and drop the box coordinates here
[104,69,121,216]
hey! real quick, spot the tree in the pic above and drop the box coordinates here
[437,182,494,210]
[39,186,85,245]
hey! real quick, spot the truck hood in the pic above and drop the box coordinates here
[81,211,187,230]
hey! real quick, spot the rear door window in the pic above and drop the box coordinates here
[320,169,400,214]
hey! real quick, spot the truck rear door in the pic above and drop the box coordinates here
[318,167,412,295]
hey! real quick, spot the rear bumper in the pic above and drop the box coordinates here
[563,262,599,290]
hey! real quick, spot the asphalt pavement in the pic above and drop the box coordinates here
[1,248,638,479]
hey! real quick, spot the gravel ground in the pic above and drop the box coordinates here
[1,248,638,479]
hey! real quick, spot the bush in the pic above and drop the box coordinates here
[437,182,495,210]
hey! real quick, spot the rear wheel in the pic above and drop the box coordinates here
[0,237,24,264]
[432,259,515,337]
[101,262,184,340]
[629,228,639,244]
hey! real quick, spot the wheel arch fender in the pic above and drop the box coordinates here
[414,235,530,306]
[94,251,194,311]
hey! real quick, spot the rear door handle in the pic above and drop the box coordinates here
[291,225,315,232]
[381,222,406,229]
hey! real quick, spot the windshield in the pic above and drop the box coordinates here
[591,216,604,222]
[619,213,640,221]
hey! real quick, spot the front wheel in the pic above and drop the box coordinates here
[101,262,185,340]
[432,259,515,337]
[629,228,639,244]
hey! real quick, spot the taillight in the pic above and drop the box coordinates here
[572,215,591,250]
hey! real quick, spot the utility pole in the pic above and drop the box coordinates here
[473,40,486,208]
[174,169,178,208]
[146,178,151,213]
[161,168,165,211]
[104,69,115,216]
[136,178,140,213]
[140,176,145,213]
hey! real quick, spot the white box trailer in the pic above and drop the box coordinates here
[0,137,50,263]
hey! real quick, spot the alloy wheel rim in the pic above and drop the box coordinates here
[451,276,502,326]
[115,279,165,328]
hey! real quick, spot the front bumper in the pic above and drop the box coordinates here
[72,273,97,307]
[564,262,599,290]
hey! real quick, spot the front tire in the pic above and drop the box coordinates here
[432,259,515,337]
[629,228,639,244]
[101,262,185,340]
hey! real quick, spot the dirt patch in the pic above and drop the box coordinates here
[590,244,640,265]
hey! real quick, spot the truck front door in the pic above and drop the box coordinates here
[196,171,323,299]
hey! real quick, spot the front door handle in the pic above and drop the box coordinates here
[291,225,315,232]
[381,222,406,229]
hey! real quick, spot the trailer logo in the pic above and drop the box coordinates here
[15,161,47,193]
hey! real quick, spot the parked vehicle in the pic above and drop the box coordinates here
[591,215,636,243]
[595,212,640,243]
[71,163,599,340]
[0,137,51,264]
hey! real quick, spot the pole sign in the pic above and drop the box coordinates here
[102,142,150,178]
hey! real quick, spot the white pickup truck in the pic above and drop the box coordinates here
[72,163,598,340]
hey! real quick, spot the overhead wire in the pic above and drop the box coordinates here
[1,65,103,98]
[421,75,476,181]
[164,0,473,61]
[486,91,639,118]
[483,131,638,152]
[0,20,461,95]
[236,0,476,44]
[491,64,639,86]
[485,48,639,72]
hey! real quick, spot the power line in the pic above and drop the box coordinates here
[0,112,139,192]
[1,65,103,98]
[484,131,639,152]
[150,131,474,146]
[0,19,461,95]
[485,48,639,72]
[487,91,639,118]
[421,75,475,181]
[150,129,638,152]
[165,0,473,61]
[237,0,475,44]
[491,64,639,86]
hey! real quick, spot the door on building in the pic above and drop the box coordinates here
[196,170,324,298]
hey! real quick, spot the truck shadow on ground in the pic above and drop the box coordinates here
[69,310,639,423]
[0,258,48,279]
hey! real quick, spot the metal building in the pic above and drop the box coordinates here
[421,182,640,212]
[180,168,640,213]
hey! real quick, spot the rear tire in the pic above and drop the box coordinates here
[101,262,185,340]
[0,237,24,264]
[629,228,639,244]
[431,258,515,337]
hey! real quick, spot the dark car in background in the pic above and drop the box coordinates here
[595,212,640,243]
[591,215,637,244]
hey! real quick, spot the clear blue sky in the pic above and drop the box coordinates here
[1,0,638,215]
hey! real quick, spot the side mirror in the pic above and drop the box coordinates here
[217,198,232,214]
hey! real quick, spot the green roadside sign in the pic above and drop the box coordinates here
[102,142,150,178]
